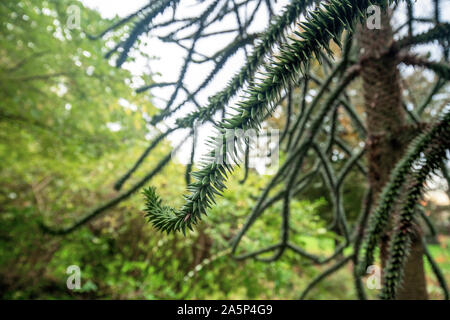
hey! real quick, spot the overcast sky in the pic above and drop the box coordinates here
[79,0,449,166]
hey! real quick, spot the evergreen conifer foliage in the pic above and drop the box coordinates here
[43,0,450,299]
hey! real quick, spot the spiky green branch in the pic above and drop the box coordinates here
[358,111,450,275]
[381,123,450,299]
[144,0,379,234]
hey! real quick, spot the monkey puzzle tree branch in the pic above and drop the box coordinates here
[417,78,446,116]
[279,84,293,144]
[287,59,348,151]
[185,128,199,185]
[423,238,450,300]
[136,82,176,94]
[399,53,450,81]
[87,1,154,40]
[299,254,353,300]
[381,127,450,299]
[395,23,450,50]
[417,207,437,237]
[115,0,180,68]
[358,111,450,276]
[239,144,250,184]
[352,187,372,300]
[312,143,350,241]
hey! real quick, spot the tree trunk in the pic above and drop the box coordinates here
[358,9,428,299]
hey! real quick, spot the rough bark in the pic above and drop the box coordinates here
[358,10,428,299]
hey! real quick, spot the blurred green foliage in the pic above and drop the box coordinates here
[0,0,448,300]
